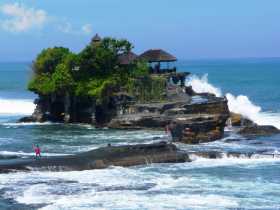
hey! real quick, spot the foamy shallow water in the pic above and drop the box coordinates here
[0,122,280,209]
[1,158,280,210]
[1,122,280,209]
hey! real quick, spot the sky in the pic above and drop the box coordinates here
[0,0,279,61]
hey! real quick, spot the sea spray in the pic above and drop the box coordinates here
[185,74,222,97]
[186,74,280,129]
[0,98,35,115]
[226,94,280,128]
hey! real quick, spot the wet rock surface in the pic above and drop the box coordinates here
[0,142,190,173]
[229,112,254,127]
[238,125,280,137]
[110,96,230,144]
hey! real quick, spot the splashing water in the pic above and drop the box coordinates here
[186,74,280,129]
[185,74,222,97]
[0,98,35,115]
[226,93,280,129]
[226,93,261,119]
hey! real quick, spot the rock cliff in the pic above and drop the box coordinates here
[109,96,229,144]
[20,72,232,144]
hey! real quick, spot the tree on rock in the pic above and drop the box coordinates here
[33,47,70,74]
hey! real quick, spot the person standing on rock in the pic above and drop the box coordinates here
[33,145,41,158]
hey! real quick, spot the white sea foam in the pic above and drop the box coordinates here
[185,74,222,97]
[186,74,280,129]
[188,153,280,165]
[0,150,69,157]
[0,98,35,115]
[2,122,55,127]
[226,93,280,129]
[0,168,239,210]
[39,193,239,210]
[1,163,278,210]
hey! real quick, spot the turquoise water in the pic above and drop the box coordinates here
[178,58,280,112]
[0,62,34,99]
[0,60,280,209]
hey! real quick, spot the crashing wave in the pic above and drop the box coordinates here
[0,98,35,115]
[185,74,280,129]
[185,74,222,97]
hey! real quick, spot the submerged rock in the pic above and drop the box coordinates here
[0,155,19,160]
[0,142,190,173]
[17,116,34,123]
[238,125,280,137]
[229,112,254,126]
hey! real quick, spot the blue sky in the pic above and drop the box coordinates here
[0,0,279,61]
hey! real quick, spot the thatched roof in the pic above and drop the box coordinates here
[92,33,101,42]
[139,49,177,62]
[118,51,138,65]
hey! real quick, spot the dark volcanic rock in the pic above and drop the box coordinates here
[110,96,230,144]
[169,97,229,144]
[170,114,228,144]
[17,116,34,123]
[0,155,19,160]
[0,142,190,173]
[230,112,254,127]
[238,125,280,137]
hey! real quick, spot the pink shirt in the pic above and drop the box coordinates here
[35,147,41,154]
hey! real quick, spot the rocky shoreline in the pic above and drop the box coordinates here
[109,95,230,144]
[2,140,280,173]
[15,69,280,171]
[0,142,190,173]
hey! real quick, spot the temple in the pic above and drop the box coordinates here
[91,34,177,74]
[91,33,102,45]
[139,49,177,74]
[118,51,138,65]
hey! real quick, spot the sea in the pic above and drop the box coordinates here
[0,59,280,210]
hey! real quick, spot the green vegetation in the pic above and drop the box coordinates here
[127,75,167,103]
[28,37,165,104]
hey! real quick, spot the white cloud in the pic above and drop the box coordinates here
[0,3,92,35]
[0,3,48,32]
[58,22,93,35]
[81,24,93,35]
[57,21,73,34]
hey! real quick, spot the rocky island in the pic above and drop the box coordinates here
[7,34,278,173]
[20,34,232,144]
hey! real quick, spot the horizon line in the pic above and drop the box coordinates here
[1,56,280,63]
